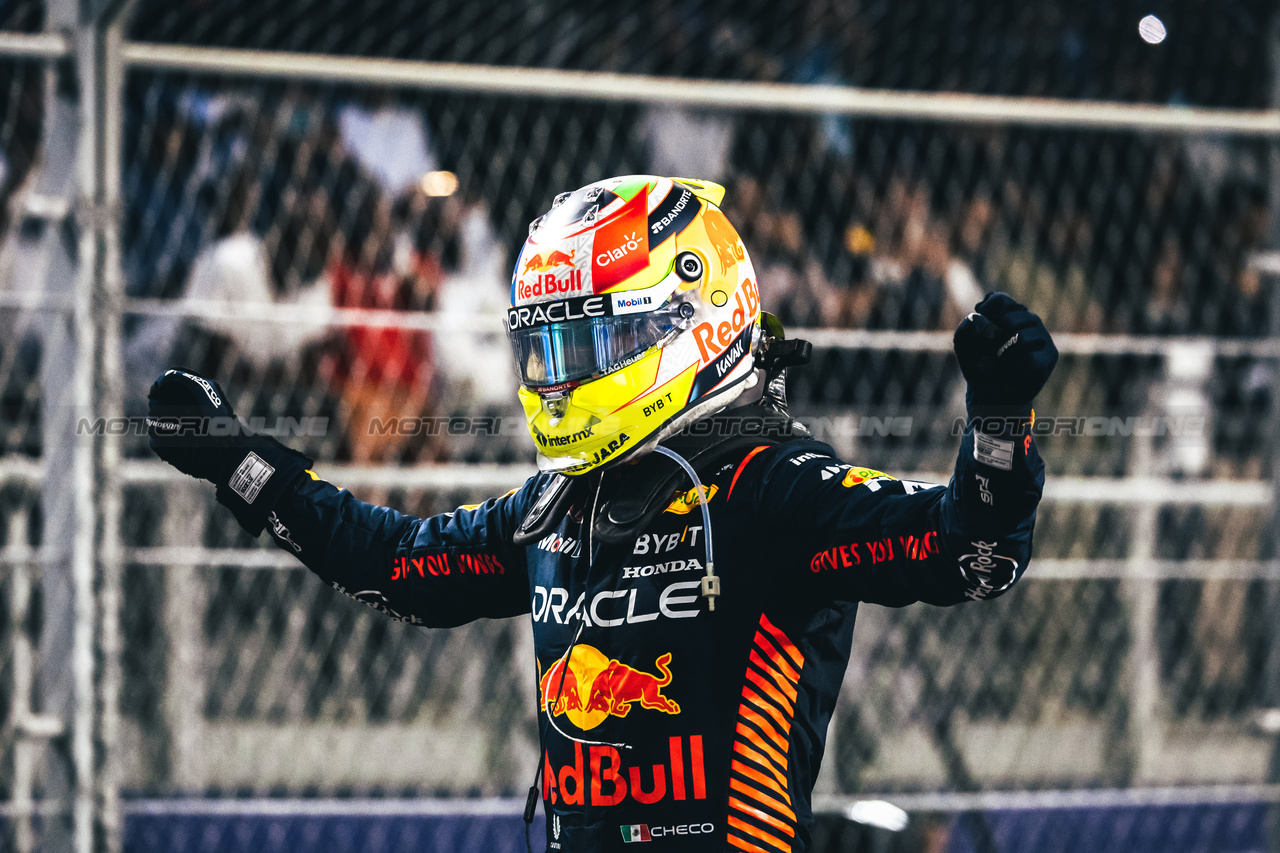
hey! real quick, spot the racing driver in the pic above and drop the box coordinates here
[147,176,1057,852]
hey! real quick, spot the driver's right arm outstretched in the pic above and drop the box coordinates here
[146,366,540,629]
[267,471,541,627]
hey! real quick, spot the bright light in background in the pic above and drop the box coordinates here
[421,170,459,196]
[846,800,909,832]
[1257,708,1280,734]
[1138,14,1167,44]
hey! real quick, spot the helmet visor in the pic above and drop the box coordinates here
[509,307,682,389]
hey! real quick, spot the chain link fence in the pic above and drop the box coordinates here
[1,0,1279,851]
[126,0,1273,108]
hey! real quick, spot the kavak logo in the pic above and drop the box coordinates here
[539,645,680,731]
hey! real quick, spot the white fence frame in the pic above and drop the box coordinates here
[0,21,1278,853]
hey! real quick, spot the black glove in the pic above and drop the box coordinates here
[953,292,1058,408]
[147,368,313,535]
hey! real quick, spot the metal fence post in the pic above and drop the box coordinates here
[1117,388,1162,785]
[6,508,63,853]
[1255,19,1280,853]
[70,16,105,853]
[29,2,132,850]
[1124,501,1161,783]
[1265,17,1280,853]
[94,5,133,852]
[31,2,96,850]
[160,485,208,793]
[7,508,34,853]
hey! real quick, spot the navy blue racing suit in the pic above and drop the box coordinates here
[267,410,1042,852]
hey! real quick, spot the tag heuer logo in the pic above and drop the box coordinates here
[621,824,652,843]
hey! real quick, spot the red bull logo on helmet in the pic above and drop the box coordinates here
[522,249,577,274]
[539,645,680,731]
[692,277,760,364]
[515,233,593,304]
[516,267,587,301]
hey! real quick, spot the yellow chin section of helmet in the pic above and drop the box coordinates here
[518,346,698,475]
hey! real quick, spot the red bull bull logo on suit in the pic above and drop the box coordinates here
[539,645,680,731]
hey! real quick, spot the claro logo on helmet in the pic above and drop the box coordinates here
[692,278,760,363]
[593,191,650,293]
[597,231,644,268]
[508,295,610,331]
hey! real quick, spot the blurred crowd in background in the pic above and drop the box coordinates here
[0,0,1274,471]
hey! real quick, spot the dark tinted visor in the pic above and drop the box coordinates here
[508,308,681,388]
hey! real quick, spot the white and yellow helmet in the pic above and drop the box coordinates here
[508,176,762,476]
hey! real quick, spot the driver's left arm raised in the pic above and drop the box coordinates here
[731,292,1056,607]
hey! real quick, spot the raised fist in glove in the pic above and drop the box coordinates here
[953,292,1058,408]
[147,368,313,535]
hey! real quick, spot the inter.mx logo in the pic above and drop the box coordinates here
[621,822,715,842]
